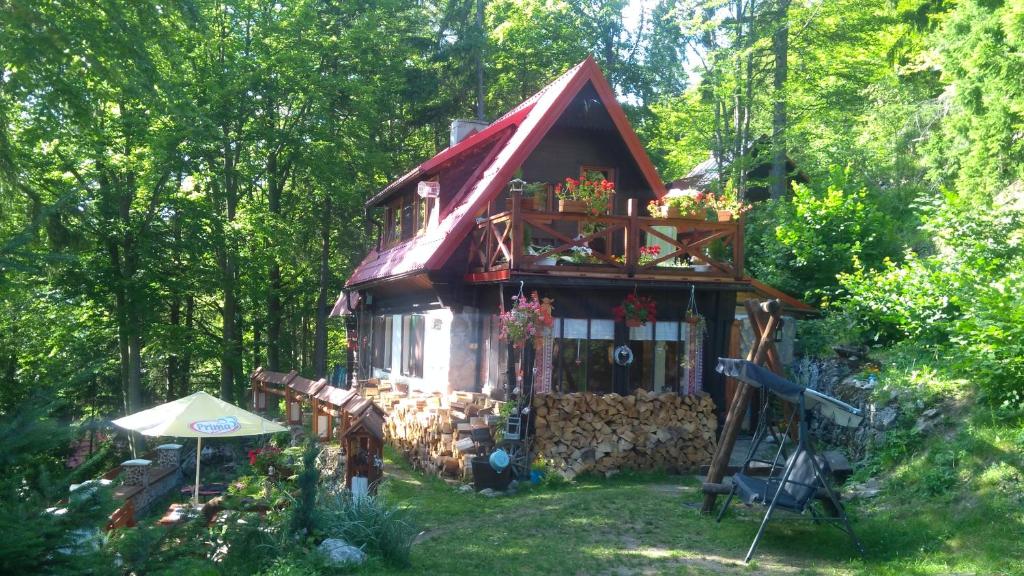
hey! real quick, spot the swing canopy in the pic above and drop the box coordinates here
[716,359,864,428]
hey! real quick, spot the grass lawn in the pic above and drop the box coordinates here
[355,447,1024,576]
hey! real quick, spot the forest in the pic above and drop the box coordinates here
[2,0,1023,574]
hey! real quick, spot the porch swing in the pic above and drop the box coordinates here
[714,358,866,562]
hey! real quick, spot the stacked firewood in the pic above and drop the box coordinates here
[532,390,717,479]
[384,391,503,479]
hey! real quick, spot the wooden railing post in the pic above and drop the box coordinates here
[626,198,639,274]
[510,189,522,270]
[733,215,745,280]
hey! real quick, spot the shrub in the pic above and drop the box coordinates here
[316,489,417,567]
[836,189,1024,404]
[289,439,320,538]
[744,165,905,303]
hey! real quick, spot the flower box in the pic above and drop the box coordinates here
[558,199,589,213]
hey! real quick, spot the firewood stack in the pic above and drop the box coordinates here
[384,390,504,479]
[532,390,717,479]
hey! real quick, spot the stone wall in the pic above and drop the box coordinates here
[118,444,183,516]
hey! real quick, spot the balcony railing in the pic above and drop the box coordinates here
[468,192,744,281]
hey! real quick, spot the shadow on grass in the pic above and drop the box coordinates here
[367,448,1023,575]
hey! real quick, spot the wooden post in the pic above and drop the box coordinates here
[701,299,783,514]
[733,215,745,280]
[510,189,522,270]
[626,198,639,274]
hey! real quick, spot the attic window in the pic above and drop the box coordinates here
[580,165,615,183]
[383,198,403,246]
[415,179,438,235]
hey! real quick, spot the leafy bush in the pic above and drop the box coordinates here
[215,512,285,576]
[0,396,119,575]
[316,489,417,567]
[744,165,905,303]
[289,439,320,537]
[836,189,1024,403]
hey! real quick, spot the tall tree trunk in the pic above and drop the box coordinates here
[475,0,486,121]
[267,148,283,373]
[168,296,181,402]
[219,127,241,402]
[313,195,331,378]
[182,295,194,394]
[731,0,744,194]
[770,0,790,200]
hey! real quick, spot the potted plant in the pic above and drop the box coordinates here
[613,294,657,327]
[638,244,661,266]
[499,291,554,348]
[527,244,557,266]
[521,182,549,211]
[706,192,749,221]
[555,171,615,215]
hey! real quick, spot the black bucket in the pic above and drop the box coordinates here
[471,456,511,491]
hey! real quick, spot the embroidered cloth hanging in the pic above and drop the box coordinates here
[685,286,705,395]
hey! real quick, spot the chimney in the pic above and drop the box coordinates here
[450,119,489,147]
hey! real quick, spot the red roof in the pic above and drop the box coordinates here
[345,57,667,289]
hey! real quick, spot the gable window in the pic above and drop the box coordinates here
[401,314,425,378]
[580,165,616,183]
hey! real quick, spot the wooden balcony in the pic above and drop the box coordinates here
[467,193,745,284]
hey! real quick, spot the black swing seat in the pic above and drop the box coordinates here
[714,358,865,562]
[731,450,829,512]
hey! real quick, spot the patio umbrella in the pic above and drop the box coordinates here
[113,391,287,505]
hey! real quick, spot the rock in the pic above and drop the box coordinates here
[912,408,942,433]
[847,478,882,499]
[458,483,474,493]
[318,538,367,567]
[478,488,498,497]
[872,406,898,430]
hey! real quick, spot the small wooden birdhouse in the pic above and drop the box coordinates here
[341,410,385,495]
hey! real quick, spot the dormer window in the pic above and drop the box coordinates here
[384,197,403,246]
[415,179,439,235]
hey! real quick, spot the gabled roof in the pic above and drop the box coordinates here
[345,57,667,289]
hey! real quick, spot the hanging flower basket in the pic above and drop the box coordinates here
[613,294,656,327]
[499,291,554,349]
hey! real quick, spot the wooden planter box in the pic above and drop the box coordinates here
[521,197,546,211]
[558,199,589,213]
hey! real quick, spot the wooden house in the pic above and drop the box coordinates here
[334,57,788,422]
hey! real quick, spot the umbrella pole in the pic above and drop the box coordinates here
[194,437,202,506]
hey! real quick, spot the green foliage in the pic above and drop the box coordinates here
[316,488,418,567]
[0,396,117,574]
[745,166,904,302]
[838,189,1024,403]
[289,439,321,538]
